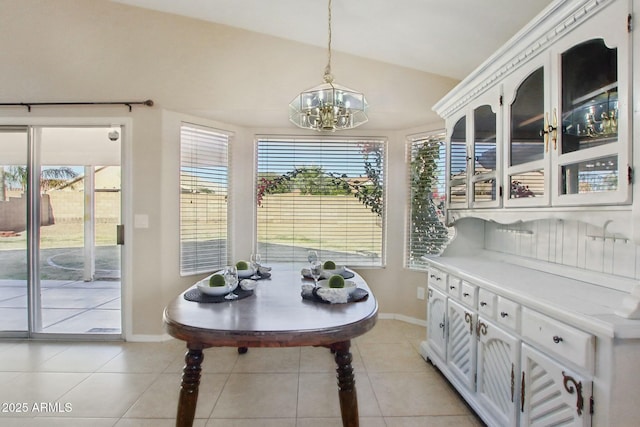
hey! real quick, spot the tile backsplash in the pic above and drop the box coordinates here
[484,219,639,280]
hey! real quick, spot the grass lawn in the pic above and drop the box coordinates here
[0,222,120,280]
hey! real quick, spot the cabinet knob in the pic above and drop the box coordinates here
[553,335,563,344]
[450,285,456,290]
[500,311,509,318]
[439,322,445,329]
[463,292,470,297]
[480,301,487,307]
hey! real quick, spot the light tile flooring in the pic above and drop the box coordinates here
[0,319,484,426]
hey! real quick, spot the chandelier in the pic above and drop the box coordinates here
[288,0,368,131]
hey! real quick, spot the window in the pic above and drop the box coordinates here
[256,137,385,267]
[180,124,230,275]
[406,132,450,268]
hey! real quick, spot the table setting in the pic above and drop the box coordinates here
[184,253,271,303]
[300,250,369,304]
[182,250,368,305]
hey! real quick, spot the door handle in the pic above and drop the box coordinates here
[117,224,124,245]
[551,108,558,150]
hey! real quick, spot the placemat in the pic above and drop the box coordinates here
[302,287,369,304]
[184,287,254,303]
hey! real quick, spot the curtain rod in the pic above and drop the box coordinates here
[0,99,154,112]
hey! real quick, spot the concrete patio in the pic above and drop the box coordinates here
[0,279,121,334]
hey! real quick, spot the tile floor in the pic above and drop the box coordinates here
[0,319,484,426]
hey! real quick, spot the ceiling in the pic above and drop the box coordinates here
[112,0,554,80]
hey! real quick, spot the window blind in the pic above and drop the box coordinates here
[180,124,229,276]
[256,137,385,267]
[406,132,451,269]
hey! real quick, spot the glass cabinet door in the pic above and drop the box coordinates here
[471,103,500,207]
[448,116,468,208]
[445,0,630,212]
[551,0,630,205]
[554,36,630,205]
[504,63,550,207]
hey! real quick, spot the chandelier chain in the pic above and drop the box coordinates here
[324,0,333,83]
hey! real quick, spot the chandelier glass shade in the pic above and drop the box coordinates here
[289,78,368,131]
[288,0,368,131]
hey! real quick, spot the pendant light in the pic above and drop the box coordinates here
[288,0,368,131]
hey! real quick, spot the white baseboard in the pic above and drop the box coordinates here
[125,333,174,342]
[378,312,426,327]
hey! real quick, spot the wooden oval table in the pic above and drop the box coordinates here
[163,267,378,427]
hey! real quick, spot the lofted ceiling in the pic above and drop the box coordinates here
[112,0,554,80]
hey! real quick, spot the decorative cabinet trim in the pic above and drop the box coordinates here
[434,0,614,118]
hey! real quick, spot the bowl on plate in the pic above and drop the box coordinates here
[237,267,256,279]
[317,279,356,295]
[197,278,238,296]
[322,264,346,276]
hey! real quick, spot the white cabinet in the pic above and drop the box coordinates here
[426,287,447,362]
[446,299,476,390]
[476,317,520,427]
[460,280,477,308]
[503,0,631,208]
[428,268,447,292]
[420,266,600,427]
[521,344,592,426]
[478,288,497,319]
[446,88,502,209]
[447,275,461,299]
[496,296,521,332]
[436,0,635,226]
[547,0,631,207]
[521,308,595,373]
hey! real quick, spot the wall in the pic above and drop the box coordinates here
[0,194,52,230]
[0,0,456,337]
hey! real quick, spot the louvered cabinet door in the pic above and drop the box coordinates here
[427,287,447,363]
[476,317,520,427]
[521,344,592,427]
[446,299,476,390]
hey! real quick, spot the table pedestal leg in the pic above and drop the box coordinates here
[332,340,358,427]
[176,347,203,427]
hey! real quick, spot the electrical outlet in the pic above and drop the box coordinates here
[417,286,425,300]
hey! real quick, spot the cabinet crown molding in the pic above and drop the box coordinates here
[433,0,615,119]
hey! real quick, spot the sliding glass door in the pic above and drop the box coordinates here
[0,127,29,333]
[0,125,122,337]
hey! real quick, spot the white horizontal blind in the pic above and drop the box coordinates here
[406,132,451,268]
[256,137,385,267]
[180,124,229,275]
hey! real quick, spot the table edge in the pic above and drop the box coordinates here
[163,304,378,348]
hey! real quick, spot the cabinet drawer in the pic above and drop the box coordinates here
[459,281,477,308]
[447,276,461,298]
[496,297,520,331]
[521,308,595,373]
[478,288,496,319]
[428,268,447,291]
